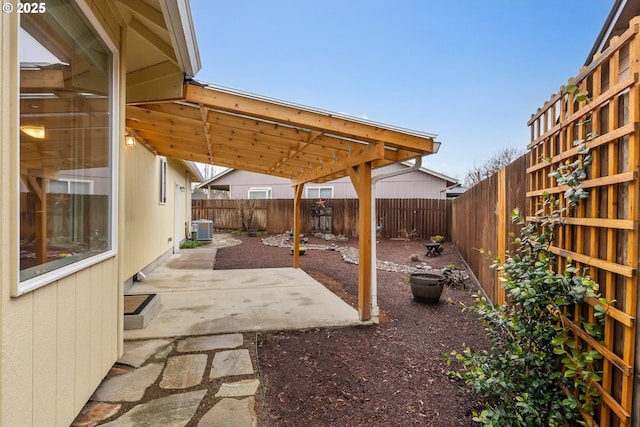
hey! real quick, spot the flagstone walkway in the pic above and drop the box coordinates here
[73,333,261,426]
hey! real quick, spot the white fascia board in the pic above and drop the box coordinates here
[159,0,202,77]
[182,160,205,182]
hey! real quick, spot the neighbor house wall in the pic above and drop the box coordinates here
[218,163,453,199]
[0,3,122,426]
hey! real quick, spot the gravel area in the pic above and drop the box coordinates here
[214,233,488,426]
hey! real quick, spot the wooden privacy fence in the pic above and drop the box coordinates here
[527,19,640,426]
[451,155,528,303]
[192,198,452,240]
[452,18,640,424]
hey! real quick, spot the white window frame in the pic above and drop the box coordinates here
[47,178,95,195]
[248,187,272,199]
[305,186,333,199]
[14,0,119,296]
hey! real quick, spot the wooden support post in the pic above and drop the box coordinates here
[292,183,304,268]
[348,162,372,321]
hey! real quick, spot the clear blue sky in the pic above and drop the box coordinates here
[191,0,614,182]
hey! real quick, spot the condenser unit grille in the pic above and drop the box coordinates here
[192,219,213,241]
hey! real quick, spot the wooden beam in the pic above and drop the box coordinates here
[184,84,437,153]
[199,105,214,163]
[290,141,384,186]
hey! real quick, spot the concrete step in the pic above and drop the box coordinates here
[124,294,161,330]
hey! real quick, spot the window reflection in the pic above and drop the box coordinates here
[19,0,113,282]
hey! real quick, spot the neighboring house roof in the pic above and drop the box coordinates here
[399,161,459,186]
[586,0,640,65]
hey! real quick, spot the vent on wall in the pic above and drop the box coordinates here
[192,219,213,241]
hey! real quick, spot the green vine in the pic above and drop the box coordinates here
[446,86,607,426]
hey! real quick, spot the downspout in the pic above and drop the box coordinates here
[370,156,423,323]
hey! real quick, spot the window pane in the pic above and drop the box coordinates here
[307,188,319,199]
[48,180,68,194]
[319,188,333,199]
[19,0,113,282]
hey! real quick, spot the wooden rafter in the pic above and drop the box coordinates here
[199,105,214,163]
[127,83,436,185]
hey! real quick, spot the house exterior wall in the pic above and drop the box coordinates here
[217,163,451,199]
[1,3,122,426]
[123,147,194,280]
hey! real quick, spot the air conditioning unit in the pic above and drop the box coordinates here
[191,219,213,241]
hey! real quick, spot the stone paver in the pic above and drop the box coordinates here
[177,334,243,352]
[71,402,121,427]
[91,363,163,402]
[197,397,257,427]
[160,354,208,389]
[210,349,253,378]
[100,390,207,427]
[119,339,173,368]
[215,379,261,397]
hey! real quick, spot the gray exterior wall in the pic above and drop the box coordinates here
[210,163,453,199]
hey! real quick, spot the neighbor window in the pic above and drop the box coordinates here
[248,187,272,199]
[306,187,333,199]
[18,0,117,291]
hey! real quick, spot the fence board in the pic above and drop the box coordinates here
[192,198,452,239]
[451,155,527,303]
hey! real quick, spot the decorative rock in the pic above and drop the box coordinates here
[177,334,243,352]
[261,233,452,275]
[160,354,208,389]
[100,390,206,427]
[215,379,261,397]
[91,363,163,402]
[197,397,257,427]
[210,349,254,378]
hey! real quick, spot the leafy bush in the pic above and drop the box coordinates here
[446,86,606,426]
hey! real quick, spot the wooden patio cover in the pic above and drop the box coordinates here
[126,81,440,320]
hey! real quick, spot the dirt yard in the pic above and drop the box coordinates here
[214,234,488,426]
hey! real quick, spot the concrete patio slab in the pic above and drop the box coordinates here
[124,267,365,340]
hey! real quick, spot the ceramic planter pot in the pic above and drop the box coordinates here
[409,272,445,303]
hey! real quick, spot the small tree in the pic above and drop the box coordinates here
[447,86,607,426]
[236,199,256,231]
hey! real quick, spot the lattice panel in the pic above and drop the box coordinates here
[527,18,640,426]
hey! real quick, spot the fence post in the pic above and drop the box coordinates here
[497,168,506,305]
